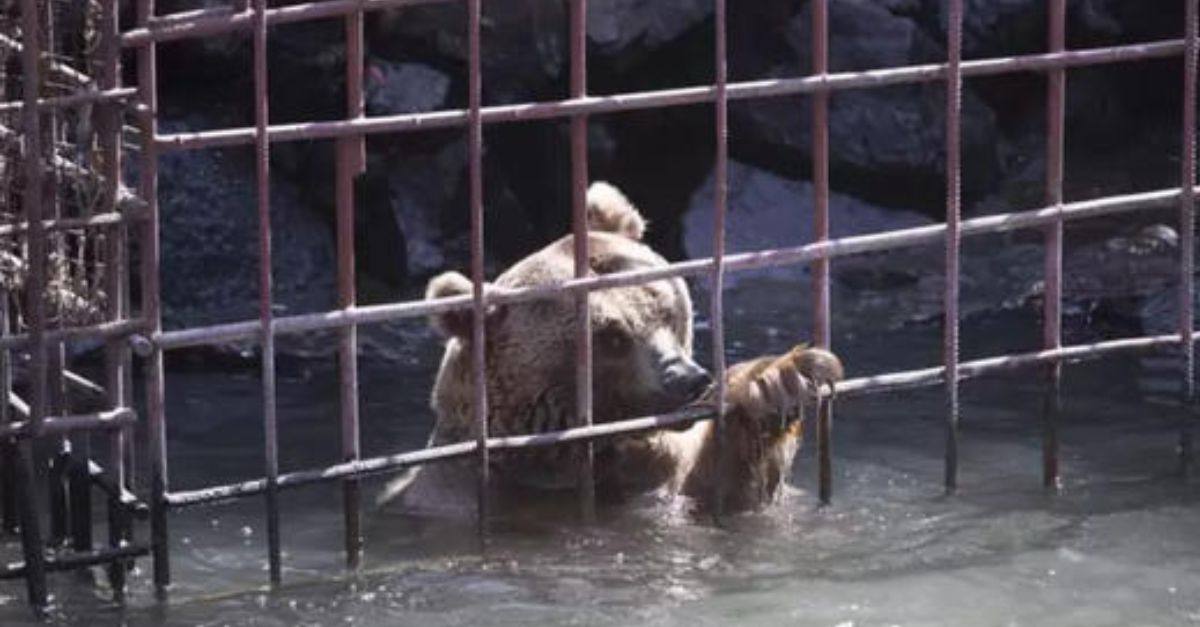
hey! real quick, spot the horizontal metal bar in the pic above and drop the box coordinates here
[0,408,136,439]
[0,544,149,580]
[151,185,1191,351]
[0,318,147,352]
[0,124,149,214]
[120,0,451,48]
[0,32,92,88]
[154,39,1182,153]
[838,333,1192,396]
[0,208,149,238]
[0,87,138,113]
[165,406,713,507]
[165,327,1191,508]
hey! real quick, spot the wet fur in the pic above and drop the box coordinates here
[381,182,844,516]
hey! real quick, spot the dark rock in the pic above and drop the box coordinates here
[684,160,933,286]
[586,0,711,69]
[729,0,1006,213]
[365,61,452,116]
[156,123,336,336]
[373,0,565,104]
[381,139,468,282]
[372,0,712,103]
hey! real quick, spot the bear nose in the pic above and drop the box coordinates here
[665,358,712,401]
[686,368,713,398]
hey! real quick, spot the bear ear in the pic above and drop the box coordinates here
[586,181,647,241]
[426,271,500,338]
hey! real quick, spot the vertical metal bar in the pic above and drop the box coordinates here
[67,430,93,557]
[101,0,130,598]
[0,290,14,533]
[943,0,964,495]
[135,0,169,599]
[568,0,595,525]
[1180,0,1198,475]
[466,0,489,540]
[336,3,365,570]
[1042,0,1066,490]
[48,444,68,546]
[41,4,94,554]
[811,0,830,350]
[251,0,282,587]
[11,439,47,612]
[19,0,47,435]
[16,0,49,610]
[810,0,833,505]
[708,0,729,519]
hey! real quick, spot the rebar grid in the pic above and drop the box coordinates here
[0,0,1197,613]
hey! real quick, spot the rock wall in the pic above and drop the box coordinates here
[149,0,1188,348]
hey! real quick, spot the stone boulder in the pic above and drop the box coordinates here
[729,0,1005,213]
[156,122,336,341]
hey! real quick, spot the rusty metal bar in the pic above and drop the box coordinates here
[0,318,146,352]
[0,86,137,113]
[943,0,964,494]
[166,407,712,507]
[811,0,830,350]
[0,32,92,88]
[466,0,489,541]
[0,544,150,580]
[153,40,1184,153]
[149,186,1191,352]
[42,3,87,555]
[568,0,595,524]
[135,0,169,599]
[120,0,449,48]
[9,439,47,610]
[709,0,730,517]
[249,0,282,587]
[0,123,149,214]
[810,0,833,506]
[0,291,13,533]
[1182,0,1199,475]
[161,328,1196,509]
[100,0,133,599]
[16,0,49,609]
[0,408,136,440]
[19,0,47,437]
[335,0,366,571]
[0,210,149,239]
[1042,0,1067,491]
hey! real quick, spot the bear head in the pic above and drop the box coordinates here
[425,183,711,442]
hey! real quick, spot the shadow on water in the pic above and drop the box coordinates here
[3,278,1200,626]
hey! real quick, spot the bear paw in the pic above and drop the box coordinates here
[734,344,844,421]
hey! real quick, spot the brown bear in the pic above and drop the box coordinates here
[380,182,842,516]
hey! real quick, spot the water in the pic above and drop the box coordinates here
[2,275,1199,626]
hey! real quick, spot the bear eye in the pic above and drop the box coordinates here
[595,324,631,355]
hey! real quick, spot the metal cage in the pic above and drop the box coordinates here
[0,0,1197,615]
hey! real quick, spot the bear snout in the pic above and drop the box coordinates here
[663,358,713,402]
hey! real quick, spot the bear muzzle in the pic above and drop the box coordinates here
[662,357,713,404]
